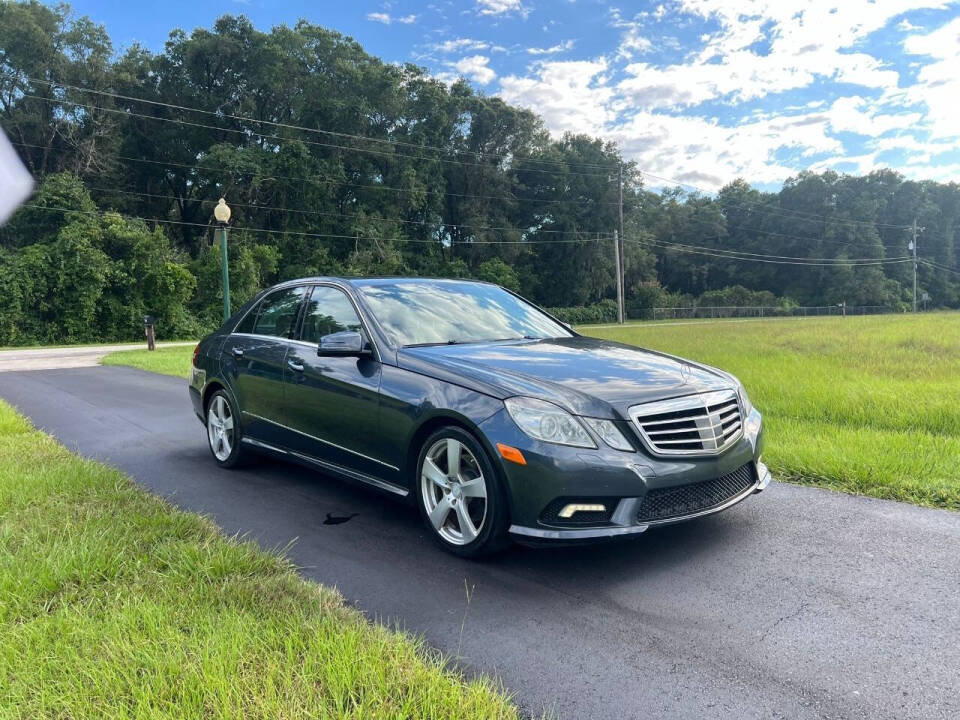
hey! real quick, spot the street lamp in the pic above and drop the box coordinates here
[213,198,231,322]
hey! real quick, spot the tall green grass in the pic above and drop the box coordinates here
[0,400,519,718]
[587,313,960,510]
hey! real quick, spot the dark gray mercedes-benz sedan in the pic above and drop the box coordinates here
[189,277,771,556]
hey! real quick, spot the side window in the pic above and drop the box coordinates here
[234,301,260,334]
[301,286,363,343]
[252,286,307,338]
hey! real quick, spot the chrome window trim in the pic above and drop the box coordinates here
[241,410,399,471]
[628,389,744,457]
[239,285,309,338]
[302,282,382,362]
[230,282,382,363]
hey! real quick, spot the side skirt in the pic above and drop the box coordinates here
[241,436,409,498]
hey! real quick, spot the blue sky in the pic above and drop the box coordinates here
[65,0,960,191]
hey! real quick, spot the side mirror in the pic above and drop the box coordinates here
[317,330,371,357]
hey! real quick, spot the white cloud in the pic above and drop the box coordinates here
[366,12,417,25]
[903,16,960,139]
[465,0,959,189]
[608,7,654,59]
[433,37,490,53]
[476,0,528,17]
[499,59,616,135]
[611,0,953,110]
[527,40,576,56]
[451,55,497,85]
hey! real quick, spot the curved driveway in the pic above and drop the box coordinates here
[0,366,957,719]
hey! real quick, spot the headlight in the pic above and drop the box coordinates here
[737,382,754,415]
[583,418,634,452]
[504,397,595,448]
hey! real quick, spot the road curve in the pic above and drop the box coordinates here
[0,366,957,720]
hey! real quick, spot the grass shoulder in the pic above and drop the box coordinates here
[102,345,195,378]
[0,399,520,718]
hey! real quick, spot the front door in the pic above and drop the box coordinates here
[282,285,393,481]
[228,285,306,445]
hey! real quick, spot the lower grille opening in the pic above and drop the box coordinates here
[637,463,756,523]
[539,497,617,527]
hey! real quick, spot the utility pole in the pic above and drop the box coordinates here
[909,219,925,313]
[911,218,918,313]
[614,231,624,324]
[617,162,626,323]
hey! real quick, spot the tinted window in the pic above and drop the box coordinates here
[301,286,363,343]
[252,286,306,338]
[355,280,572,346]
[234,304,258,334]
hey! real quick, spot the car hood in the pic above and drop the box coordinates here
[397,336,735,418]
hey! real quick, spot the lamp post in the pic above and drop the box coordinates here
[213,198,231,322]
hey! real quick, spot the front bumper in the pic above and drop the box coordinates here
[478,407,770,543]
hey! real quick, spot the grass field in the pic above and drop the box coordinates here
[103,313,960,510]
[0,400,519,718]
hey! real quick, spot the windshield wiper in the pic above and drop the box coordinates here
[479,335,545,343]
[403,340,461,348]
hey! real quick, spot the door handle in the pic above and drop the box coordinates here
[287,358,304,372]
[232,346,244,358]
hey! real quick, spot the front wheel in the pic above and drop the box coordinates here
[416,427,510,557]
[206,390,247,468]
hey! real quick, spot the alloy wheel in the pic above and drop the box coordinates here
[207,395,235,462]
[420,437,488,546]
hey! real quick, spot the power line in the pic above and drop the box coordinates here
[656,210,907,252]
[5,75,916,232]
[17,90,615,180]
[81,183,610,238]
[19,203,609,245]
[632,237,913,267]
[643,237,908,263]
[8,139,913,256]
[5,73,618,173]
[919,259,960,275]
[10,141,617,208]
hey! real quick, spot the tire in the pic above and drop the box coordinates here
[416,426,511,558]
[205,389,247,468]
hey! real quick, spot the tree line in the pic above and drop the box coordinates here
[0,1,957,344]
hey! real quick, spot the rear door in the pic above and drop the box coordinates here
[226,285,307,444]
[282,284,394,481]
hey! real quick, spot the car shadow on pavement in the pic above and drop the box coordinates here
[196,451,755,588]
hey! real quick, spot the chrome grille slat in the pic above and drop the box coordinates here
[646,427,701,437]
[628,389,744,456]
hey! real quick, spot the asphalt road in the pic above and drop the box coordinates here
[1,366,958,720]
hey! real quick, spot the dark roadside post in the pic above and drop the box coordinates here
[144,315,156,351]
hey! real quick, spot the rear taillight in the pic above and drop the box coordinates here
[192,344,201,367]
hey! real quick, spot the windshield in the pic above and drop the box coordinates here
[355,279,573,347]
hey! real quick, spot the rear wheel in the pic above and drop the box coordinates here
[416,427,510,557]
[206,390,246,468]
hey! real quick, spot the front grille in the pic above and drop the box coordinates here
[637,463,756,523]
[629,390,742,456]
[539,497,616,527]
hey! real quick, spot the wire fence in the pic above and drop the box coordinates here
[632,305,894,321]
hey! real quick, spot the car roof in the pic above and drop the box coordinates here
[273,276,495,289]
